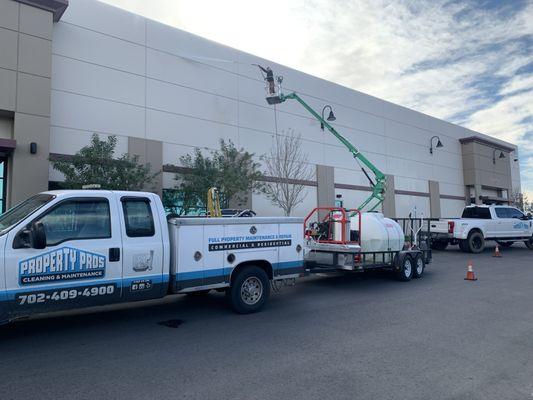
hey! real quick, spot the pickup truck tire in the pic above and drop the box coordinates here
[228,266,270,314]
[496,241,514,248]
[430,240,448,251]
[412,254,425,279]
[525,237,533,250]
[466,231,485,253]
[394,255,414,282]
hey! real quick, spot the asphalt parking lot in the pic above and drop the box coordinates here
[1,242,532,400]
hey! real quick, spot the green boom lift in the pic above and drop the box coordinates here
[259,67,387,212]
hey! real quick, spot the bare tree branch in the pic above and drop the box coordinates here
[262,129,313,216]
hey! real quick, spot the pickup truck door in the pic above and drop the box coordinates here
[4,194,123,317]
[117,195,165,300]
[507,208,531,237]
[493,207,512,237]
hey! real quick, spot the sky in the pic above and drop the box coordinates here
[100,0,533,199]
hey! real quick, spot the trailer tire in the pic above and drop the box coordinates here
[525,236,533,250]
[228,266,270,314]
[466,230,485,253]
[412,254,425,279]
[394,255,414,282]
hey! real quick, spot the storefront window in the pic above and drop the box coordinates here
[0,159,6,214]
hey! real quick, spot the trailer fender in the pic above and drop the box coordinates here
[393,252,410,271]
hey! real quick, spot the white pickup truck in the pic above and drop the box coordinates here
[429,205,533,253]
[0,190,304,325]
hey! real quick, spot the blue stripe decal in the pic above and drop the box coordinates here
[276,260,304,269]
[0,261,303,301]
[2,274,170,301]
[175,260,303,281]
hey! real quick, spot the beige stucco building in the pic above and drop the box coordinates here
[0,0,522,217]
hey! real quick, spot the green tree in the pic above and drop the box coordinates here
[52,134,158,190]
[175,139,262,214]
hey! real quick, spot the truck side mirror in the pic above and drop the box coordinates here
[30,222,46,249]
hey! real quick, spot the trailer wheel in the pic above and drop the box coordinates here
[525,236,533,250]
[395,255,414,282]
[229,266,270,314]
[412,254,425,279]
[466,231,485,253]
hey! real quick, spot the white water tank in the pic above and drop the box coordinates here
[350,212,405,255]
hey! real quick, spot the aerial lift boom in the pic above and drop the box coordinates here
[259,67,386,212]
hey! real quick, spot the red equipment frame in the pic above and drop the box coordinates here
[303,207,361,245]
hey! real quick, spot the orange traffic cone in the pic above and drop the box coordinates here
[464,261,477,281]
[493,244,502,258]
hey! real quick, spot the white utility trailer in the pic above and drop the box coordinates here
[303,207,432,281]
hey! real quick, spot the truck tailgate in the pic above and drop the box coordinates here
[429,220,451,234]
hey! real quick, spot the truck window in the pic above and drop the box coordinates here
[461,207,491,219]
[122,198,155,237]
[495,208,509,218]
[0,194,55,235]
[38,199,111,246]
[508,208,524,219]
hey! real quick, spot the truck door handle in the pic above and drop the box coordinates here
[109,248,120,262]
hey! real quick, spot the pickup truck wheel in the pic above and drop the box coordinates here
[229,266,270,314]
[394,255,414,282]
[467,231,485,253]
[412,254,425,279]
[496,241,513,248]
[430,240,448,251]
[525,237,533,250]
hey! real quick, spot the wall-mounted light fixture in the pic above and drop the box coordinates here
[429,135,443,154]
[321,105,336,130]
[492,148,505,164]
[29,142,37,154]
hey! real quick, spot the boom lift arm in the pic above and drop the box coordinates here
[272,90,387,212]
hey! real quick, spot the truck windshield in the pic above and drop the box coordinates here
[0,194,55,235]
[461,207,491,219]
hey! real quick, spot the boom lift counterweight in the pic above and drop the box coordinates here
[258,66,387,212]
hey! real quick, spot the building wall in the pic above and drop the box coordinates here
[43,0,520,218]
[0,0,55,206]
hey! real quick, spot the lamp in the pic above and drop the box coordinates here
[429,136,443,154]
[321,105,336,130]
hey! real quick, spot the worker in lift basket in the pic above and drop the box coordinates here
[259,65,276,94]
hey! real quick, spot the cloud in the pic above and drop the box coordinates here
[99,0,533,195]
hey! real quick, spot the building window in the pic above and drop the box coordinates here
[162,189,210,216]
[0,158,6,214]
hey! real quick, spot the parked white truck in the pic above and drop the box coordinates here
[0,190,304,325]
[429,205,533,253]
